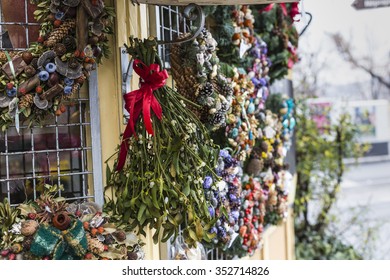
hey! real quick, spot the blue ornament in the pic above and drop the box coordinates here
[290,117,296,130]
[247,102,255,114]
[55,11,64,20]
[283,119,289,128]
[231,128,239,138]
[45,63,57,73]
[208,206,215,218]
[203,176,213,189]
[6,87,17,97]
[64,78,74,86]
[219,149,230,159]
[38,70,50,81]
[64,86,73,95]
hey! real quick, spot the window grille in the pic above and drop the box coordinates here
[0,1,40,50]
[155,5,191,69]
[0,1,103,206]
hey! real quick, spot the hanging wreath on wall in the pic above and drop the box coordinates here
[0,0,114,131]
[0,184,145,260]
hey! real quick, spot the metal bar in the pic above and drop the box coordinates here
[0,22,40,26]
[7,122,92,129]
[78,91,87,198]
[89,70,104,206]
[4,130,10,202]
[54,116,62,195]
[30,127,36,200]
[0,171,94,182]
[24,0,29,47]
[10,194,95,207]
[0,147,92,156]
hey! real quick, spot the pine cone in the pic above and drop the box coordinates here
[19,94,34,109]
[62,35,77,51]
[68,58,80,69]
[87,234,105,254]
[46,19,76,47]
[54,43,67,56]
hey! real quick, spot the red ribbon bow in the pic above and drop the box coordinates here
[261,2,300,22]
[116,59,168,171]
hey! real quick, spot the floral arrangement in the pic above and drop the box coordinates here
[253,3,299,83]
[203,149,242,249]
[171,28,233,130]
[0,184,144,260]
[0,0,114,130]
[106,37,220,248]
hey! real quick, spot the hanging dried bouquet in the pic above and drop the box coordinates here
[106,37,222,247]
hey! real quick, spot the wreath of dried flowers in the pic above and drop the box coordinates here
[0,184,144,260]
[0,0,114,131]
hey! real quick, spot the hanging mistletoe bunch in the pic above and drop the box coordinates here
[106,37,221,248]
[0,0,114,130]
[0,184,144,260]
[171,28,233,130]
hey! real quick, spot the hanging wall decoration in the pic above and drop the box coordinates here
[0,0,114,130]
[171,28,233,131]
[253,3,299,83]
[106,37,221,248]
[202,149,242,249]
[0,184,144,260]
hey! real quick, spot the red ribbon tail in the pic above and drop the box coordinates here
[116,124,134,171]
[280,3,288,16]
[143,88,154,135]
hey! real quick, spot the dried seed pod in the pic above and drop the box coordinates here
[62,35,77,50]
[22,52,33,65]
[30,58,39,69]
[24,65,36,77]
[21,220,39,236]
[112,230,126,242]
[54,43,67,56]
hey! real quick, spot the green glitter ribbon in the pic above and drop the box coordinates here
[30,219,88,260]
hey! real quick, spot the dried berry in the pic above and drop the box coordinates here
[22,52,33,64]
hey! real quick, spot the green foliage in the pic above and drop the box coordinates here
[294,101,369,259]
[295,228,362,260]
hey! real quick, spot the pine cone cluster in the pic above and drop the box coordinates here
[87,234,105,254]
[19,94,34,109]
[0,51,17,64]
[171,40,202,117]
[46,19,76,47]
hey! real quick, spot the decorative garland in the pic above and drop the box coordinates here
[171,29,233,131]
[203,149,242,249]
[253,3,299,83]
[0,184,144,260]
[0,0,114,130]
